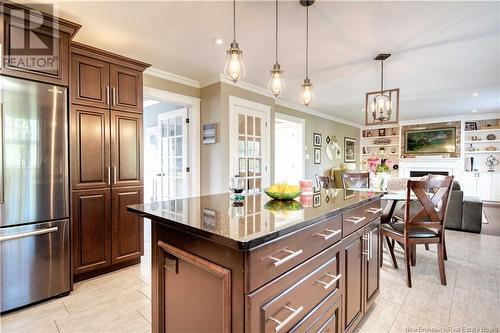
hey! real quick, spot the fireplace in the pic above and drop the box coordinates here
[410,171,449,177]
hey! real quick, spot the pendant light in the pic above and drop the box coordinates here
[268,0,285,97]
[299,0,314,106]
[371,54,392,122]
[224,0,245,83]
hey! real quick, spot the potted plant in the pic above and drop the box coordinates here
[367,157,393,191]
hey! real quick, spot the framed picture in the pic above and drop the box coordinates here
[203,123,216,144]
[465,122,477,131]
[313,133,322,147]
[404,127,456,154]
[313,193,321,207]
[314,148,321,164]
[378,128,386,136]
[344,137,356,163]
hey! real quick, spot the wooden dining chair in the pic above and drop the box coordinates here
[315,175,331,189]
[342,172,370,189]
[379,177,454,287]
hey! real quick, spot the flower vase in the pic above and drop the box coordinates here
[373,172,391,192]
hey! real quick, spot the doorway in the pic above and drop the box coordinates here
[274,113,305,184]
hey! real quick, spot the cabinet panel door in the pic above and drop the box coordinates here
[72,189,112,275]
[1,14,69,85]
[343,230,364,333]
[71,105,110,190]
[461,172,477,197]
[111,111,143,187]
[477,173,492,201]
[491,173,500,202]
[111,186,144,264]
[364,220,380,313]
[71,53,110,108]
[110,64,143,113]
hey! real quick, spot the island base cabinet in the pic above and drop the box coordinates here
[290,293,342,333]
[343,219,380,333]
[155,241,231,333]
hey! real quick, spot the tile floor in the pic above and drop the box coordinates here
[1,231,500,333]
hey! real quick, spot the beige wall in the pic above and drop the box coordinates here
[275,105,360,180]
[143,74,200,98]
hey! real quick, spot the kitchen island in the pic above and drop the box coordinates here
[127,189,382,333]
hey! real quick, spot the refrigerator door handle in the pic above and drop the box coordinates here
[0,102,3,204]
[0,227,58,242]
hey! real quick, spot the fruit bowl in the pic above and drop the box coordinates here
[264,188,302,200]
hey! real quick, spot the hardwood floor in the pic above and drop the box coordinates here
[1,231,499,333]
[482,203,500,237]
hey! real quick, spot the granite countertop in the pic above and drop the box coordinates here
[127,189,382,250]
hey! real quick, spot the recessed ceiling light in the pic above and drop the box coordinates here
[213,38,224,45]
[472,109,477,113]
[144,99,160,108]
[473,92,479,97]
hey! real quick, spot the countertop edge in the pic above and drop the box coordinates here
[127,194,383,251]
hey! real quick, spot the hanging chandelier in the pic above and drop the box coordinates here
[299,0,314,106]
[268,0,285,97]
[224,0,245,83]
[370,54,394,122]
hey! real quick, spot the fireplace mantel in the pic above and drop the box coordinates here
[398,158,463,182]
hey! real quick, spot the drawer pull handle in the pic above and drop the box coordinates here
[269,305,304,332]
[346,216,366,224]
[366,208,382,214]
[315,229,341,240]
[269,249,304,267]
[316,273,342,290]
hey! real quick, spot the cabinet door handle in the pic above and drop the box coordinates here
[112,87,116,106]
[346,216,366,224]
[314,228,341,240]
[366,207,382,214]
[269,249,303,267]
[368,231,372,261]
[107,166,111,185]
[113,166,117,184]
[106,86,110,105]
[269,305,304,332]
[316,273,342,290]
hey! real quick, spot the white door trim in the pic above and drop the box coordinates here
[275,112,306,180]
[228,95,271,188]
[143,86,201,197]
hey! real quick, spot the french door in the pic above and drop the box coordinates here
[158,108,189,200]
[230,97,270,194]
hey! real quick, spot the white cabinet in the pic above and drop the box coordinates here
[461,172,500,202]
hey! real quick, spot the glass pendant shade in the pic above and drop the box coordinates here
[371,92,392,121]
[268,63,285,97]
[225,41,245,83]
[300,78,313,106]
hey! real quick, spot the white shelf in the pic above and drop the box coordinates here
[464,151,499,154]
[464,140,500,143]
[361,135,399,140]
[465,128,500,134]
[361,153,399,157]
[362,144,400,148]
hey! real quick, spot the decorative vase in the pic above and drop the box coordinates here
[372,172,391,192]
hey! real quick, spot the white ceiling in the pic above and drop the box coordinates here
[50,0,500,124]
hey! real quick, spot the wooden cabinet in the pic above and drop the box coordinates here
[110,64,143,113]
[70,54,110,108]
[343,219,380,333]
[290,294,342,333]
[70,105,110,190]
[71,189,111,275]
[461,171,500,202]
[112,186,144,264]
[0,2,80,85]
[69,42,150,281]
[111,111,143,187]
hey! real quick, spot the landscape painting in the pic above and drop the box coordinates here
[404,127,456,154]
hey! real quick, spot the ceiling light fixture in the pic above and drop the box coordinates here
[366,53,400,124]
[213,38,224,45]
[472,109,477,113]
[299,0,314,106]
[473,92,479,97]
[268,0,285,97]
[224,0,245,83]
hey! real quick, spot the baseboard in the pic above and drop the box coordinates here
[73,258,141,283]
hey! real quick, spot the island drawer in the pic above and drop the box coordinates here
[342,199,381,237]
[246,242,343,333]
[245,214,342,292]
[289,293,341,333]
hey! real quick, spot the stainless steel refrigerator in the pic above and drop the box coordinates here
[0,76,70,313]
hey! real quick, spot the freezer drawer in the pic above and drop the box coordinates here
[0,219,70,313]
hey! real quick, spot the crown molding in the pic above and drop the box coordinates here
[200,73,362,129]
[399,112,500,126]
[144,67,201,89]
